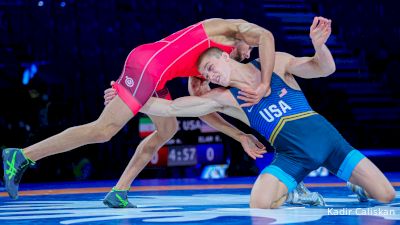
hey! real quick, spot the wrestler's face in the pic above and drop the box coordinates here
[230,41,253,62]
[199,52,231,87]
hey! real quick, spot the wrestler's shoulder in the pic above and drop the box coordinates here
[203,18,248,26]
[202,18,245,36]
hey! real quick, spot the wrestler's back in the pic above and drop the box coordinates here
[125,22,234,91]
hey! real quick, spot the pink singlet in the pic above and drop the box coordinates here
[113,22,235,115]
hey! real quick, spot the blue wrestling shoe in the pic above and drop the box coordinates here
[347,182,369,202]
[2,148,35,199]
[103,187,136,208]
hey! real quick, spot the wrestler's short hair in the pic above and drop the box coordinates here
[197,47,223,68]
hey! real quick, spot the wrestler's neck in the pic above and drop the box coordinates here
[228,61,261,90]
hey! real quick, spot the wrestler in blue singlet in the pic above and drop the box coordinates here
[230,60,365,192]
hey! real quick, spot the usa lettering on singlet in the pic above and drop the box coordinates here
[229,60,316,144]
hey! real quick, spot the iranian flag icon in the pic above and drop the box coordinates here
[139,116,155,138]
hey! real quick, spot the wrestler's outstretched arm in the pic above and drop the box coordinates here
[103,82,223,117]
[187,77,250,145]
[141,91,224,118]
[142,90,267,158]
[284,17,336,78]
[104,82,266,159]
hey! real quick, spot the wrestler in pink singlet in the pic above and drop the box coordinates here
[113,22,235,115]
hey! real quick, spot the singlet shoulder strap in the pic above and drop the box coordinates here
[250,60,261,70]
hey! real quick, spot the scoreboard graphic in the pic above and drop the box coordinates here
[139,116,226,167]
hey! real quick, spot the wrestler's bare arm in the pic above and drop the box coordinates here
[140,85,266,159]
[234,20,275,104]
[204,18,274,48]
[188,76,248,142]
[104,79,239,121]
[205,18,275,106]
[140,88,227,118]
[285,17,336,78]
[281,53,334,79]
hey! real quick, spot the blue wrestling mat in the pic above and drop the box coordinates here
[1,174,400,225]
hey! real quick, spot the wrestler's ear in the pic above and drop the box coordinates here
[222,52,230,62]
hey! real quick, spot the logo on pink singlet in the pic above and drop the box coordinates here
[125,76,135,87]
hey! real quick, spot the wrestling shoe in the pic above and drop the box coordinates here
[287,190,326,206]
[298,192,326,206]
[2,148,35,199]
[347,182,369,202]
[295,182,311,195]
[103,187,136,208]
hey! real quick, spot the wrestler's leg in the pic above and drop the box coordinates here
[349,157,395,203]
[103,115,178,208]
[250,173,288,209]
[114,115,178,190]
[325,138,396,203]
[3,96,133,199]
[23,96,133,161]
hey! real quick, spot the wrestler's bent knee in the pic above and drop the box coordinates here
[157,119,179,141]
[375,186,396,203]
[250,198,272,209]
